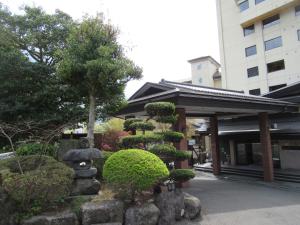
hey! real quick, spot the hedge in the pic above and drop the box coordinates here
[145,102,175,117]
[103,149,169,201]
[161,131,184,143]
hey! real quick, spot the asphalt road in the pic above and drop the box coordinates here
[179,171,300,225]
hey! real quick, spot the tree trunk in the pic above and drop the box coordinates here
[87,94,96,148]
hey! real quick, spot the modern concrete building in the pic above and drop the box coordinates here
[217,0,300,95]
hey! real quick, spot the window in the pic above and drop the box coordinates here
[296,5,300,16]
[298,30,300,41]
[247,66,259,78]
[269,84,287,92]
[263,14,280,29]
[255,0,265,4]
[197,64,202,70]
[249,88,261,96]
[267,60,285,73]
[239,0,249,12]
[245,45,257,57]
[265,36,282,51]
[243,24,255,36]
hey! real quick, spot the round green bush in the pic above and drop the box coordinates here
[169,169,195,182]
[124,118,142,131]
[16,143,58,158]
[0,155,74,216]
[162,131,184,143]
[121,133,163,148]
[145,102,175,117]
[103,149,169,195]
[129,121,155,131]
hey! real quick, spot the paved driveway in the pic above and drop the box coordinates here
[181,172,300,225]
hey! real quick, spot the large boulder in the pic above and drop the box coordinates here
[125,203,160,225]
[21,210,78,225]
[184,193,201,220]
[71,178,101,196]
[154,189,185,225]
[81,200,124,225]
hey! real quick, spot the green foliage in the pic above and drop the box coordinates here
[0,4,84,125]
[121,133,163,148]
[93,151,114,180]
[95,118,124,133]
[129,121,155,132]
[161,131,184,143]
[156,115,178,124]
[16,143,58,158]
[124,118,142,131]
[103,149,169,201]
[149,144,191,161]
[169,169,195,182]
[0,155,74,217]
[145,102,176,117]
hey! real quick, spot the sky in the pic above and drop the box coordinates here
[1,0,220,98]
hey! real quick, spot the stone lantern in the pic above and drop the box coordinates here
[63,148,102,195]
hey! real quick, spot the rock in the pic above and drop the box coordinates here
[0,152,15,160]
[125,203,160,225]
[154,189,185,225]
[63,148,102,162]
[71,178,101,196]
[184,193,201,220]
[81,200,124,225]
[75,167,97,178]
[22,210,78,225]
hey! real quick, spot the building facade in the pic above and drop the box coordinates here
[217,0,300,95]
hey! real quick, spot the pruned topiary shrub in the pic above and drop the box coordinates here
[149,144,192,162]
[0,155,74,219]
[124,118,142,132]
[169,169,195,183]
[129,121,155,133]
[161,131,184,143]
[103,149,169,202]
[121,133,163,148]
[145,102,175,117]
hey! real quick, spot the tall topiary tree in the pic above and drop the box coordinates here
[121,102,195,185]
[58,16,142,147]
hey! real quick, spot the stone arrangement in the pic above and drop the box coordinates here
[63,147,102,195]
[22,191,201,225]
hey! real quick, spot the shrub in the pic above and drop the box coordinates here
[103,149,169,201]
[169,169,195,182]
[124,118,142,131]
[101,130,129,151]
[93,151,114,180]
[156,115,177,124]
[121,133,163,148]
[16,143,58,158]
[149,145,191,161]
[161,131,184,143]
[0,155,74,217]
[129,121,155,132]
[145,102,175,117]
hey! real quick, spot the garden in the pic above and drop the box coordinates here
[0,4,201,225]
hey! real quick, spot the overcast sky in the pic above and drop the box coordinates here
[1,0,220,98]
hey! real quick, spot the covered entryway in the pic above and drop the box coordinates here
[116,80,298,182]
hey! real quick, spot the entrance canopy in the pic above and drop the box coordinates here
[116,80,298,118]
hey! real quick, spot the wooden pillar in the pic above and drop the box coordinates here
[210,115,221,175]
[173,108,189,169]
[229,140,236,166]
[259,112,274,182]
